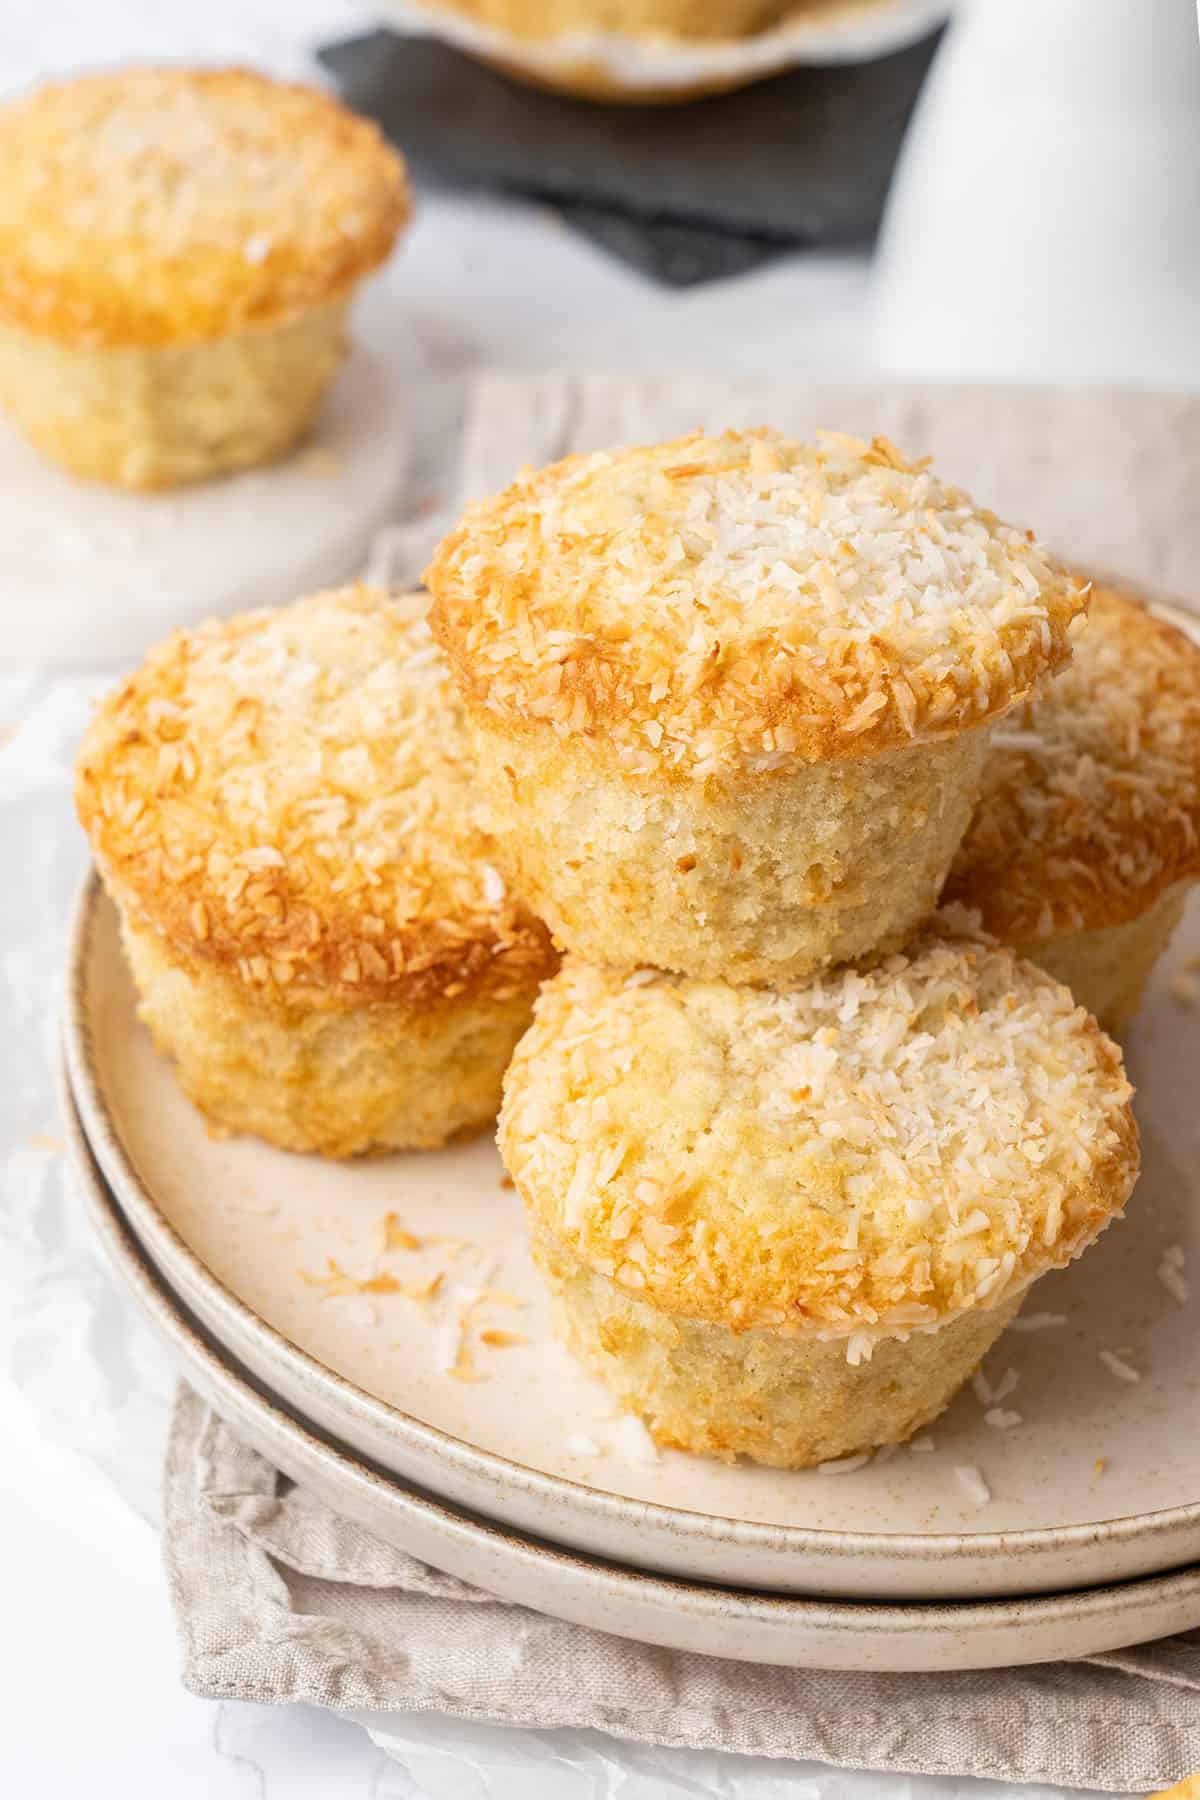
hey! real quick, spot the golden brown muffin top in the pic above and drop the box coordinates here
[75,587,555,1014]
[427,428,1086,779]
[0,68,409,347]
[500,932,1138,1343]
[944,587,1200,941]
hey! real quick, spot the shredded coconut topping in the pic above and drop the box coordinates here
[76,586,556,1009]
[499,926,1138,1338]
[428,429,1083,776]
[0,68,409,347]
[946,586,1200,939]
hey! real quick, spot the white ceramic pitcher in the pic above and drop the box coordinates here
[872,0,1200,387]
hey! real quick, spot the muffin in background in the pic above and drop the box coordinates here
[415,0,914,101]
[429,427,1087,986]
[0,68,409,488]
[75,587,556,1157]
[944,585,1200,1033]
[429,0,792,43]
[500,936,1139,1468]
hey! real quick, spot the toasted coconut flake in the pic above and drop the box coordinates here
[428,429,1083,775]
[500,932,1138,1339]
[448,1347,485,1383]
[947,586,1200,939]
[380,1210,422,1253]
[299,1257,400,1299]
[402,1273,444,1304]
[299,1257,357,1297]
[359,1272,401,1295]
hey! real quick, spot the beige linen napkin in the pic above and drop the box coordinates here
[166,1386,1200,1792]
[369,371,1200,613]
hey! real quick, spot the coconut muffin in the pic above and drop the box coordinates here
[75,586,556,1157]
[944,586,1200,1032]
[0,68,409,488]
[428,428,1087,984]
[499,935,1139,1468]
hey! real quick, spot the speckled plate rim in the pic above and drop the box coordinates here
[63,869,1200,1593]
[64,1079,1200,1672]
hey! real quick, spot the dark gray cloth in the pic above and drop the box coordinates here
[316,28,941,284]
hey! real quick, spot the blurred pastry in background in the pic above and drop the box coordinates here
[75,587,556,1156]
[0,67,409,488]
[413,0,912,100]
[943,584,1200,1032]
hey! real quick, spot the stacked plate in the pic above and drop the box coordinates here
[63,779,1200,1674]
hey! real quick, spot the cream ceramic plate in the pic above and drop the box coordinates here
[65,865,1200,1602]
[67,1092,1200,1671]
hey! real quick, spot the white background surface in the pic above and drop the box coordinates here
[1,1,1196,1794]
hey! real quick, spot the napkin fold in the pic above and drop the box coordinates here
[166,1387,1200,1792]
